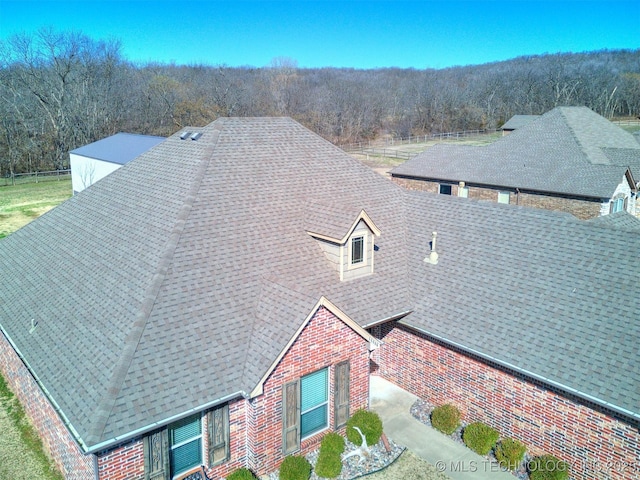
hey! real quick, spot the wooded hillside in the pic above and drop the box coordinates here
[2,29,639,174]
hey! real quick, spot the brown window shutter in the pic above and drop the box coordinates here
[143,428,170,480]
[282,379,300,454]
[334,361,350,429]
[207,403,230,466]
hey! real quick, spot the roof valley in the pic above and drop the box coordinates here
[85,128,222,446]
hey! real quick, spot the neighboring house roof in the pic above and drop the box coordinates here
[1,117,638,453]
[586,210,640,231]
[392,107,640,199]
[501,114,540,130]
[70,132,165,165]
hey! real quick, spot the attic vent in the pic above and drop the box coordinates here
[190,132,202,141]
[180,131,191,140]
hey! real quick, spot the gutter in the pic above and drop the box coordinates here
[83,390,246,454]
[0,325,86,448]
[399,320,640,426]
[0,322,247,455]
[362,310,413,330]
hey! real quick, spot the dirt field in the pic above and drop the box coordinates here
[0,179,72,238]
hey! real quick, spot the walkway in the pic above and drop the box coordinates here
[370,376,514,480]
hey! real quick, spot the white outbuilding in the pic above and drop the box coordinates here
[70,133,164,194]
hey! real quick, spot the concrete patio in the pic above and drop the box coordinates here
[370,376,515,480]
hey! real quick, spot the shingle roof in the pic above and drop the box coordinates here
[1,117,638,453]
[70,133,165,165]
[392,107,640,198]
[501,114,540,130]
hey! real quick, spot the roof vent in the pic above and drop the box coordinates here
[29,318,38,334]
[424,231,439,265]
[190,132,202,141]
[180,131,191,140]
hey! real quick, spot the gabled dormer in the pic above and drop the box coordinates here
[307,208,381,281]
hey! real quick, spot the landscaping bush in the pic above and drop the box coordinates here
[495,438,526,470]
[430,404,461,435]
[314,451,342,478]
[280,455,312,480]
[226,467,257,480]
[346,409,383,446]
[320,431,345,455]
[462,422,499,455]
[529,455,569,480]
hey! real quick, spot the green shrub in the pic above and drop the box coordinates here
[430,404,461,435]
[314,432,345,478]
[529,455,569,480]
[279,455,312,480]
[495,438,526,470]
[314,450,342,478]
[226,467,257,480]
[346,409,383,446]
[320,432,345,455]
[462,422,499,455]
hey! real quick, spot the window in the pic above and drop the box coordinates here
[351,236,364,265]
[497,191,510,204]
[458,186,469,198]
[169,414,202,477]
[610,196,625,213]
[439,184,452,195]
[300,368,328,438]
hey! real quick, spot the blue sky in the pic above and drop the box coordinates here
[1,0,638,69]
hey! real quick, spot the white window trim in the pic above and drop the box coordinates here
[459,186,469,198]
[497,191,510,204]
[300,367,329,440]
[347,234,368,270]
[169,414,204,479]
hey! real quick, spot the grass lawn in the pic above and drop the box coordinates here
[0,179,72,238]
[0,373,64,480]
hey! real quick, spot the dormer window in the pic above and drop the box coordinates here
[306,208,380,281]
[351,236,364,265]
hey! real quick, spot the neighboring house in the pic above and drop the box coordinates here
[391,107,640,219]
[70,133,165,194]
[500,114,539,135]
[0,118,638,480]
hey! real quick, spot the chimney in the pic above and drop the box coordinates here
[424,231,439,265]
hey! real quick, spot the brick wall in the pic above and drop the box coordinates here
[95,305,370,478]
[391,177,603,219]
[96,438,143,480]
[0,330,95,479]
[248,305,370,474]
[371,323,640,480]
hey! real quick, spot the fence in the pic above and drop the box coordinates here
[340,129,496,153]
[612,119,640,126]
[2,169,71,187]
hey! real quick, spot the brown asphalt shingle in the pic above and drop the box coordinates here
[0,116,638,452]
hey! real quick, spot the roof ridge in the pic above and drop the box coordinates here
[85,128,223,445]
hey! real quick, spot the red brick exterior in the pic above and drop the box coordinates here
[371,322,640,480]
[0,330,95,479]
[391,177,603,219]
[93,305,370,479]
[246,305,370,474]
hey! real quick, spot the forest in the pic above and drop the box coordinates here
[1,28,639,175]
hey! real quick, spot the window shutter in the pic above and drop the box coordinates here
[282,379,300,454]
[144,428,170,480]
[207,404,229,466]
[334,361,350,428]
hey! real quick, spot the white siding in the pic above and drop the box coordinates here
[600,175,635,216]
[70,154,122,194]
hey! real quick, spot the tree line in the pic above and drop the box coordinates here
[1,28,639,175]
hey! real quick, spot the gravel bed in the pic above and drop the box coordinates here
[410,399,530,480]
[266,436,405,480]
